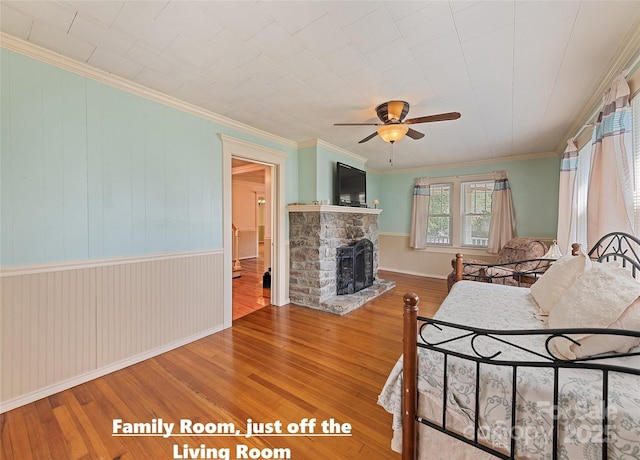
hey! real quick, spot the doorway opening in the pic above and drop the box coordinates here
[231,158,272,320]
[221,134,288,329]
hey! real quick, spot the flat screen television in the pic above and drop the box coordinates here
[335,162,367,207]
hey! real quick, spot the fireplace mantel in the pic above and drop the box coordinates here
[287,204,382,215]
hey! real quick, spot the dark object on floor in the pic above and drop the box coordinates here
[262,268,271,288]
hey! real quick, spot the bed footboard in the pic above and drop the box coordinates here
[400,292,640,460]
[402,293,419,460]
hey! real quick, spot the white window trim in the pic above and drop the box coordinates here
[424,172,495,251]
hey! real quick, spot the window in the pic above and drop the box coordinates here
[461,181,494,246]
[423,174,494,249]
[427,183,452,245]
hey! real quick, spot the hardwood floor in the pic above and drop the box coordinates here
[0,271,448,460]
[233,256,270,321]
[233,243,270,321]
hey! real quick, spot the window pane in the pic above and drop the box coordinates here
[427,217,450,244]
[427,184,451,245]
[461,181,494,246]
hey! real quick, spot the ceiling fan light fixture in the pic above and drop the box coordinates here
[377,124,409,143]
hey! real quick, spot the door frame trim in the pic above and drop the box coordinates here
[221,135,289,328]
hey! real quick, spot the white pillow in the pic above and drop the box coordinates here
[530,252,592,316]
[570,300,640,358]
[547,264,640,359]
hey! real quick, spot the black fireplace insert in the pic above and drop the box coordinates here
[336,239,373,295]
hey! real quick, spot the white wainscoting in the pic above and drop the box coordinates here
[0,250,224,412]
[378,233,496,279]
[379,234,555,279]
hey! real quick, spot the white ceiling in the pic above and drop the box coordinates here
[2,1,640,170]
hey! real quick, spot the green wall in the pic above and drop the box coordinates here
[377,155,560,238]
[316,145,363,205]
[0,49,298,267]
[297,145,317,205]
[296,142,368,206]
[365,169,381,208]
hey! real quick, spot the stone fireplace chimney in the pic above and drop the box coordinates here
[288,205,395,315]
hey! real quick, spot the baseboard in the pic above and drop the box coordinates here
[0,325,224,413]
[377,266,447,280]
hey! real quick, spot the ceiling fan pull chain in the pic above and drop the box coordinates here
[389,142,394,167]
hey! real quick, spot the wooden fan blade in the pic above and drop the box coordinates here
[334,122,380,126]
[404,112,461,125]
[406,128,425,140]
[358,132,379,143]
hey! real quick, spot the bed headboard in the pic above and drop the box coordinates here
[574,232,640,279]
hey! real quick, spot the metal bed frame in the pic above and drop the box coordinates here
[455,256,555,286]
[401,232,640,460]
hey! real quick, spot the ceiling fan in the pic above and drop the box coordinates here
[334,100,461,144]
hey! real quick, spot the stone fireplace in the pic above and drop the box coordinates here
[288,205,395,315]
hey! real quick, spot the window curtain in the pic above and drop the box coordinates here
[409,177,430,249]
[556,139,579,253]
[633,97,640,233]
[586,73,634,249]
[487,170,515,254]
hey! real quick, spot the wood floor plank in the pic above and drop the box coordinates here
[2,270,448,459]
[0,413,11,460]
[70,386,128,460]
[86,377,168,459]
[33,398,70,460]
[51,404,90,459]
[18,403,54,459]
[7,408,35,460]
[61,391,112,460]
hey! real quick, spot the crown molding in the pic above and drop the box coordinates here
[296,139,320,150]
[0,33,298,149]
[298,138,368,164]
[365,165,385,174]
[378,151,558,175]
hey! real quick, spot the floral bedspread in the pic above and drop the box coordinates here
[378,281,640,459]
